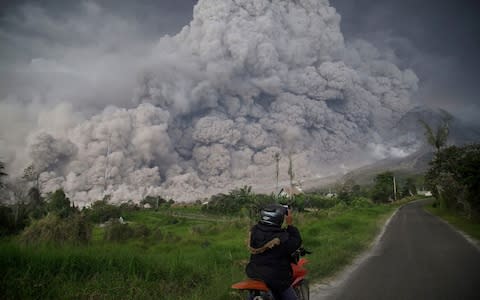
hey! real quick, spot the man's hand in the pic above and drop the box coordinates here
[286,209,293,225]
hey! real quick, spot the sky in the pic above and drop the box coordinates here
[331,0,480,126]
[0,0,479,203]
[1,0,479,125]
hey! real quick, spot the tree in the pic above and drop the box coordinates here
[0,161,7,189]
[47,189,75,218]
[419,112,451,153]
[371,172,395,203]
[27,187,47,219]
[22,164,40,192]
[352,184,362,196]
[425,144,480,217]
[401,177,417,198]
[84,199,121,223]
[336,178,357,204]
[2,180,30,232]
[201,186,261,217]
[0,205,15,236]
[141,195,167,210]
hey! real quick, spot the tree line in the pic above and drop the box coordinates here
[420,115,480,219]
[201,175,420,217]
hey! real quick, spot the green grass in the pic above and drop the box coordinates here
[0,204,396,299]
[424,205,480,241]
[299,205,394,279]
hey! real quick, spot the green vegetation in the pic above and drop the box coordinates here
[420,116,480,221]
[20,213,92,246]
[0,161,6,189]
[0,157,424,300]
[425,143,480,218]
[401,177,417,198]
[201,185,271,217]
[0,194,401,299]
[84,199,123,224]
[47,190,76,218]
[371,171,396,203]
[419,113,451,154]
[425,204,480,241]
[300,204,395,279]
[418,117,479,240]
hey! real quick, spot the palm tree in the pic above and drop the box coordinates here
[0,160,7,189]
[419,113,451,153]
[419,111,453,209]
[22,163,40,190]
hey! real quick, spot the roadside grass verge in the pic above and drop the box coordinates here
[0,204,396,299]
[424,204,480,241]
[301,205,394,279]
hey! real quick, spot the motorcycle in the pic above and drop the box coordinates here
[232,247,310,300]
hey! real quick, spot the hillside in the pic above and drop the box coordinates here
[341,148,433,185]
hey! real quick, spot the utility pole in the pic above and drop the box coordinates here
[288,152,294,194]
[393,175,397,201]
[103,133,111,196]
[273,152,280,195]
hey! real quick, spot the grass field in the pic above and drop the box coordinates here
[425,204,480,241]
[0,203,397,299]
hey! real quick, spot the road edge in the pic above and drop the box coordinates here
[310,205,401,299]
[423,205,480,253]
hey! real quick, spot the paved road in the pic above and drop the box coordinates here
[324,200,480,300]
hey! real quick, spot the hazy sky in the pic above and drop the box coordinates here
[1,0,479,125]
[1,0,478,203]
[331,0,480,126]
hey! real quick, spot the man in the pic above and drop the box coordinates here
[246,204,302,300]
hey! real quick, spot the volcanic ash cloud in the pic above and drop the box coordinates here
[14,0,419,204]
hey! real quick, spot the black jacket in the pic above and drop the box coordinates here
[246,223,302,293]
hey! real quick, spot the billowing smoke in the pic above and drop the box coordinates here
[0,0,420,205]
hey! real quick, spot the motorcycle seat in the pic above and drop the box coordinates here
[231,279,269,291]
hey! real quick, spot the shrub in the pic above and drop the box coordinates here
[0,205,15,236]
[103,222,152,242]
[350,197,374,208]
[46,189,76,218]
[303,193,337,210]
[0,201,37,235]
[163,215,182,225]
[84,200,122,224]
[103,221,135,242]
[190,224,207,235]
[119,200,140,212]
[151,228,164,240]
[165,231,182,242]
[401,177,417,198]
[20,214,92,245]
[133,224,151,238]
[141,195,167,210]
[201,186,261,216]
[371,172,395,203]
[426,144,480,217]
[190,224,220,236]
[288,194,306,211]
[333,201,349,211]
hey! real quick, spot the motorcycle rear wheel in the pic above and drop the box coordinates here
[247,290,274,300]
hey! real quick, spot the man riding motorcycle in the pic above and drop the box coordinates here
[246,204,302,300]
